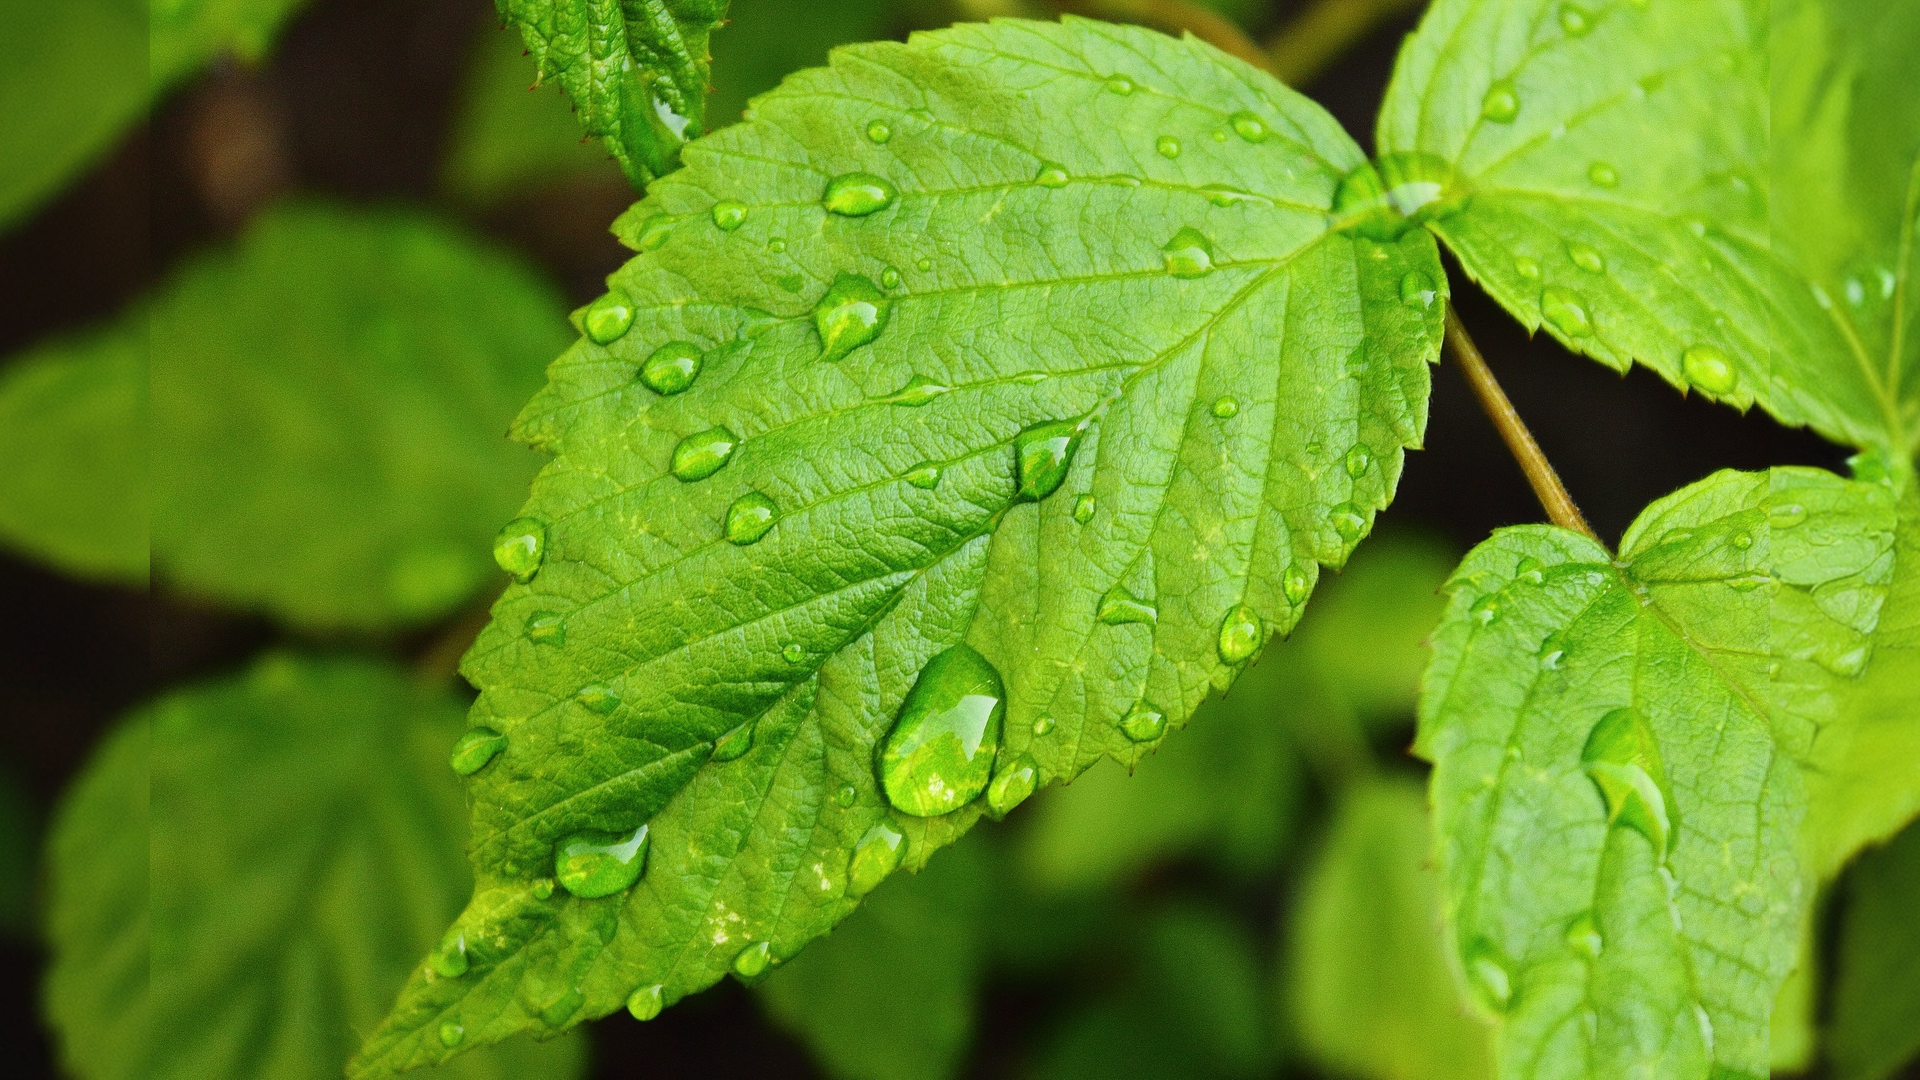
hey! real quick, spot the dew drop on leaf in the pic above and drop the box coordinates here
[1481,80,1520,123]
[1566,913,1603,959]
[710,200,748,231]
[865,119,892,143]
[1682,344,1736,395]
[1328,502,1366,541]
[812,274,891,361]
[915,256,934,272]
[1211,395,1240,418]
[1769,502,1808,529]
[1156,135,1181,159]
[724,491,779,545]
[1568,242,1606,273]
[526,610,566,647]
[1014,417,1088,501]
[578,684,621,716]
[1072,494,1096,523]
[1283,565,1311,605]
[1515,256,1541,280]
[1162,227,1216,278]
[627,984,665,1021]
[1588,161,1619,188]
[636,215,673,251]
[450,728,507,776]
[554,823,652,898]
[1229,111,1268,142]
[670,426,739,481]
[537,986,584,1027]
[1465,938,1515,1011]
[1538,631,1566,670]
[848,820,905,896]
[438,1020,465,1048]
[880,266,902,290]
[1515,556,1545,584]
[1217,604,1264,663]
[584,289,637,344]
[1581,707,1676,858]
[1344,445,1373,478]
[834,783,856,807]
[767,237,787,253]
[888,374,950,406]
[1470,593,1501,625]
[782,642,806,664]
[1559,3,1593,36]
[429,929,470,977]
[987,752,1038,817]
[1120,703,1168,742]
[1399,270,1437,308]
[1097,585,1157,625]
[822,172,898,217]
[1032,715,1056,737]
[492,517,547,582]
[904,463,943,490]
[1541,287,1594,337]
[1105,74,1136,94]
[641,341,703,395]
[1034,162,1069,187]
[532,878,555,900]
[879,644,1006,817]
[712,722,754,762]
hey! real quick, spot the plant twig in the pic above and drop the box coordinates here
[1445,309,1599,541]
[1061,0,1274,71]
[1265,0,1423,86]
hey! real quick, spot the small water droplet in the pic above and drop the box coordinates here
[1344,445,1373,478]
[1217,605,1263,663]
[725,491,779,545]
[813,274,891,361]
[1328,502,1366,541]
[627,984,665,1021]
[1120,703,1167,742]
[711,200,748,231]
[584,290,637,344]
[889,374,950,406]
[1105,74,1136,95]
[1821,644,1872,678]
[1481,80,1520,123]
[1559,3,1593,35]
[1072,494,1096,523]
[1682,344,1735,395]
[783,642,806,664]
[1283,565,1311,605]
[1032,715,1056,736]
[439,1020,466,1047]
[900,462,943,490]
[1400,270,1438,308]
[916,256,934,272]
[1731,531,1753,551]
[1230,111,1268,142]
[1156,135,1181,159]
[1162,227,1216,278]
[534,986,583,1027]
[1097,585,1157,625]
[450,728,507,776]
[732,941,773,982]
[1768,502,1807,529]
[641,341,703,396]
[578,684,620,713]
[1213,128,1229,142]
[1515,256,1541,281]
[1211,395,1240,418]
[1015,417,1088,501]
[1465,938,1514,1011]
[671,426,739,481]
[866,119,892,143]
[1538,631,1566,670]
[1034,161,1069,187]
[1568,242,1606,273]
[532,878,555,899]
[823,172,898,217]
[767,237,787,253]
[1201,184,1260,207]
[1581,707,1676,858]
[712,722,754,761]
[880,644,1006,816]
[429,928,470,977]
[1542,287,1593,337]
[493,517,547,582]
[1332,153,1467,240]
[527,611,566,646]
[1470,592,1501,626]
[636,215,673,251]
[555,823,652,897]
[848,820,905,895]
[987,753,1038,817]
[834,783,857,806]
[1588,162,1619,188]
[880,266,902,289]
[1515,556,1545,585]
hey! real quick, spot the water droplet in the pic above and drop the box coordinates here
[1568,242,1606,273]
[1014,417,1088,501]
[1559,3,1593,35]
[537,986,583,1027]
[813,274,891,361]
[1120,703,1167,742]
[887,375,950,406]
[554,823,651,897]
[783,642,806,664]
[1202,184,1261,207]
[823,172,898,217]
[1682,344,1735,395]
[866,119,892,143]
[712,722,754,761]
[1581,707,1676,857]
[1344,445,1373,478]
[1105,74,1136,95]
[1162,227,1216,278]
[1032,715,1056,736]
[584,290,637,344]
[1229,111,1268,142]
[711,200,748,231]
[627,984,665,1021]
[1562,913,1603,958]
[527,610,566,647]
[1538,631,1566,670]
[1213,128,1229,142]
[1329,502,1366,541]
[439,1020,466,1047]
[725,491,779,545]
[1470,593,1501,625]
[1822,644,1872,678]
[1732,531,1753,551]
[880,266,902,289]
[532,878,555,899]
[671,426,739,481]
[1515,256,1541,280]
[987,753,1038,817]
[1541,287,1593,337]
[834,783,856,807]
[641,342,703,396]
[905,463,943,490]
[1097,585,1157,625]
[1332,153,1467,240]
[777,274,804,294]
[880,645,1005,816]
[636,215,673,251]
[848,820,905,895]
[732,941,773,982]
[1481,80,1520,123]
[1400,271,1438,308]
[767,237,787,253]
[1515,556,1545,584]
[1588,162,1619,188]
[1283,565,1311,605]
[429,928,470,977]
[1465,938,1514,1011]
[1769,502,1807,529]
[1217,605,1263,663]
[1072,494,1096,523]
[450,728,507,776]
[1156,135,1181,159]
[916,256,934,272]
[1035,161,1069,187]
[1211,395,1240,418]
[493,517,547,582]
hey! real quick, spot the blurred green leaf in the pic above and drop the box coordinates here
[150,0,315,90]
[1287,777,1492,1080]
[0,0,146,230]
[0,319,147,583]
[758,834,991,1080]
[42,655,589,1080]
[1828,819,1920,1080]
[1294,532,1453,725]
[151,200,566,630]
[443,22,622,204]
[706,0,895,127]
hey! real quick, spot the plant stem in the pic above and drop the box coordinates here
[1445,308,1599,541]
[1266,0,1423,86]
[1063,0,1274,71]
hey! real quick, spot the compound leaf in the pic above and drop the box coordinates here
[1417,466,1898,1079]
[152,201,565,630]
[42,655,588,1080]
[1827,819,1920,1080]
[357,17,1442,1071]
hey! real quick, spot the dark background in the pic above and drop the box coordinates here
[0,0,1870,1076]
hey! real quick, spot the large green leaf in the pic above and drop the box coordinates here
[0,0,145,230]
[1417,467,1898,1079]
[358,17,1442,1071]
[0,319,147,582]
[151,201,565,630]
[41,655,588,1080]
[150,0,315,90]
[1827,819,1920,1080]
[495,0,729,189]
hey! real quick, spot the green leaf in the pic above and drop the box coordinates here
[495,0,729,189]
[0,319,148,582]
[1287,777,1494,1080]
[1416,466,1899,1078]
[151,201,566,630]
[1827,819,1920,1080]
[150,0,315,91]
[42,655,589,1080]
[443,22,624,204]
[757,833,991,1080]
[0,0,146,230]
[358,17,1443,1071]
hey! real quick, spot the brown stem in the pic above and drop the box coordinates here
[1445,309,1599,540]
[1060,0,1274,71]
[1265,0,1423,86]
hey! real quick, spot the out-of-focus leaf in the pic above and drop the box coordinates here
[758,834,991,1080]
[706,0,894,127]
[0,0,145,230]
[150,0,315,90]
[1287,777,1493,1080]
[1293,530,1454,725]
[1828,819,1920,1080]
[0,320,147,583]
[443,22,621,204]
[41,656,589,1080]
[151,201,566,630]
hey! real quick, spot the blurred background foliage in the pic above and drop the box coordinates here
[0,1,1913,1079]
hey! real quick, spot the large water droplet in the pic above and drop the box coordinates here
[880,644,1006,817]
[823,172,898,217]
[1581,707,1676,858]
[493,517,547,582]
[1072,494,1096,523]
[1162,227,1216,278]
[1568,242,1606,273]
[1400,271,1437,308]
[1230,111,1268,142]
[712,722,755,762]
[1156,135,1181,159]
[1481,80,1520,123]
[641,342,703,396]
[1541,287,1594,337]
[1682,344,1735,395]
[577,684,620,715]
[439,1020,466,1047]
[429,928,470,977]
[1217,605,1263,663]
[450,728,507,776]
[1566,913,1603,959]
[1014,417,1088,501]
[1332,153,1468,240]
[1097,585,1157,625]
[1120,703,1167,742]
[527,610,566,647]
[711,200,748,231]
[813,274,891,361]
[725,491,779,545]
[627,984,665,1021]
[905,463,943,490]
[1588,162,1619,188]
[554,823,652,898]
[671,426,739,481]
[848,820,905,895]
[1283,565,1311,605]
[1344,445,1373,478]
[1329,502,1366,541]
[987,753,1038,817]
[584,290,637,344]
[1466,938,1515,1011]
